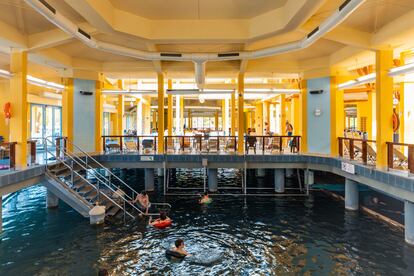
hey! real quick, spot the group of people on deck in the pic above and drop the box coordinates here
[130,190,212,257]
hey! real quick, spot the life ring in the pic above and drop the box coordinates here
[165,249,186,259]
[393,110,400,132]
[153,219,172,229]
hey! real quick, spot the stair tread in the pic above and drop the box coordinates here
[106,205,121,216]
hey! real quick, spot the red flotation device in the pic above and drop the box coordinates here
[153,220,172,229]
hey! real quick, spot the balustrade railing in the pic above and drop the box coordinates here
[338,137,377,166]
[386,142,414,174]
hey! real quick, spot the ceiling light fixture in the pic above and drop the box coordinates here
[389,62,414,76]
[337,73,376,89]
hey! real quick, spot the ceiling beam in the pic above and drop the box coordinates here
[146,43,162,73]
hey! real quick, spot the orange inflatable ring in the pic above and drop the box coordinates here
[153,220,172,229]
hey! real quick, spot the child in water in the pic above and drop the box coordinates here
[149,211,171,227]
[199,192,212,204]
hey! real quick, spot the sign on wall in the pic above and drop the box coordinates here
[341,162,355,174]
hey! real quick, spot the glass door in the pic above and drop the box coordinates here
[30,104,62,150]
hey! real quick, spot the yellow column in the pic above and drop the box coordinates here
[330,76,344,156]
[157,73,165,153]
[62,78,74,151]
[300,80,308,152]
[398,52,406,143]
[263,101,270,134]
[9,50,27,169]
[167,79,173,136]
[254,102,263,134]
[180,96,184,131]
[9,51,28,167]
[215,111,219,130]
[376,50,394,168]
[280,94,286,135]
[221,100,226,132]
[286,99,292,125]
[188,110,192,129]
[231,91,236,136]
[95,77,103,152]
[237,73,244,154]
[291,96,301,135]
[116,95,124,135]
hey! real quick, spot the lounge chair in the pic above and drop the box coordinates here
[124,140,137,153]
[142,139,154,154]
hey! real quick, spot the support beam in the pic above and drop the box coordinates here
[405,201,414,245]
[9,50,28,169]
[167,79,173,136]
[237,73,245,154]
[208,168,218,192]
[330,77,344,156]
[274,169,285,193]
[157,73,165,153]
[280,94,286,135]
[145,168,155,192]
[46,189,59,208]
[62,78,74,151]
[375,50,394,168]
[345,178,359,211]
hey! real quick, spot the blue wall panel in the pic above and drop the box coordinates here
[73,79,96,152]
[307,77,331,154]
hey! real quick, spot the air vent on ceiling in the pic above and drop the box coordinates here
[78,28,91,40]
[160,53,182,57]
[217,53,240,58]
[339,0,352,11]
[39,0,55,14]
[307,27,320,39]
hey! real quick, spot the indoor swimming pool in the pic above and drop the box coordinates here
[0,169,413,275]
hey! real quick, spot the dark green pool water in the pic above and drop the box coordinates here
[1,169,413,275]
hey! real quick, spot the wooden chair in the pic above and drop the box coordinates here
[245,136,257,154]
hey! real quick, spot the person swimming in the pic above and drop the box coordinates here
[149,211,171,227]
[199,192,212,204]
[131,191,151,214]
[171,239,190,256]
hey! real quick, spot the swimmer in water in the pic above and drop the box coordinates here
[172,239,191,256]
[149,211,171,226]
[199,192,212,204]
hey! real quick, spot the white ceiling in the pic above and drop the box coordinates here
[109,0,288,20]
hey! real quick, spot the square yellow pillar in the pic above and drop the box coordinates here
[376,50,394,168]
[254,102,263,135]
[291,95,301,135]
[157,73,165,153]
[330,77,344,156]
[62,78,74,151]
[237,73,244,154]
[263,101,270,134]
[300,80,308,152]
[116,95,124,135]
[167,79,173,136]
[9,50,28,169]
[280,94,286,135]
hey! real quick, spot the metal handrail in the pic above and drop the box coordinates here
[45,137,171,216]
[44,143,135,219]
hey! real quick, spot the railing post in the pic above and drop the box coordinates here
[349,139,354,160]
[154,137,157,153]
[338,137,343,157]
[362,140,367,164]
[199,136,202,152]
[56,138,61,159]
[217,136,220,152]
[137,137,140,153]
[29,140,36,165]
[262,136,265,154]
[181,136,184,152]
[408,145,414,174]
[102,136,106,152]
[165,137,168,152]
[387,142,394,170]
[63,137,67,154]
[119,137,123,152]
[234,136,237,152]
[297,137,300,153]
[279,136,283,153]
[9,142,16,170]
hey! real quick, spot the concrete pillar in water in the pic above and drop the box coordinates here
[405,201,414,245]
[274,169,285,193]
[286,168,294,178]
[345,178,359,211]
[208,168,218,192]
[257,169,266,177]
[145,168,155,192]
[305,170,314,185]
[46,189,59,208]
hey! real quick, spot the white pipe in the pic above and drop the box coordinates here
[25,0,365,86]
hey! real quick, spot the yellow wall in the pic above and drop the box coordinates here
[0,80,10,142]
